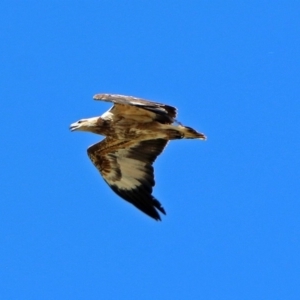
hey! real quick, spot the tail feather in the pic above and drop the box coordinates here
[179,125,207,140]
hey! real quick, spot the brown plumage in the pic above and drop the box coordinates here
[70,93,206,221]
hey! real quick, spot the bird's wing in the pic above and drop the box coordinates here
[93,93,177,124]
[87,138,168,220]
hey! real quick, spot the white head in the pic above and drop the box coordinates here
[69,117,100,133]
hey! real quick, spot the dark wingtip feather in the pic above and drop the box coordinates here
[110,185,165,221]
[152,198,166,215]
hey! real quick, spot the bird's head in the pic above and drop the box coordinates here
[70,117,100,133]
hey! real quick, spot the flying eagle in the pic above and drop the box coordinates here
[70,94,206,221]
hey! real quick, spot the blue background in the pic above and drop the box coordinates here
[1,1,299,299]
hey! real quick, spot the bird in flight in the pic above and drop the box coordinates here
[70,94,206,221]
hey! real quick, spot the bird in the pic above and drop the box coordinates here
[70,93,206,221]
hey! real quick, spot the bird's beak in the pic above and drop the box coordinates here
[70,122,79,132]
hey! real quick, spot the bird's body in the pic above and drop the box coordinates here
[70,93,206,220]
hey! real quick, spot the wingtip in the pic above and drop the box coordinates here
[140,200,166,221]
[93,93,106,100]
[146,207,164,221]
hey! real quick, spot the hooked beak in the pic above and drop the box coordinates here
[70,122,79,132]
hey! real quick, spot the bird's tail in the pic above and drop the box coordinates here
[165,125,206,140]
[178,125,206,140]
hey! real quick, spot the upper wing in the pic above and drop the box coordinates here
[93,93,177,124]
[87,138,169,220]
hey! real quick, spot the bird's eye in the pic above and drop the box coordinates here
[78,120,83,124]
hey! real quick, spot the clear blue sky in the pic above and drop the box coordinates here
[1,1,299,299]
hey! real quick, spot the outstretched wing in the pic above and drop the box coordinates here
[87,138,168,220]
[93,93,177,124]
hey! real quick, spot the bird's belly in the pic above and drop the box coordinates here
[113,121,169,140]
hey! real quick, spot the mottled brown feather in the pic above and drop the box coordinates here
[87,138,168,220]
[93,93,177,124]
